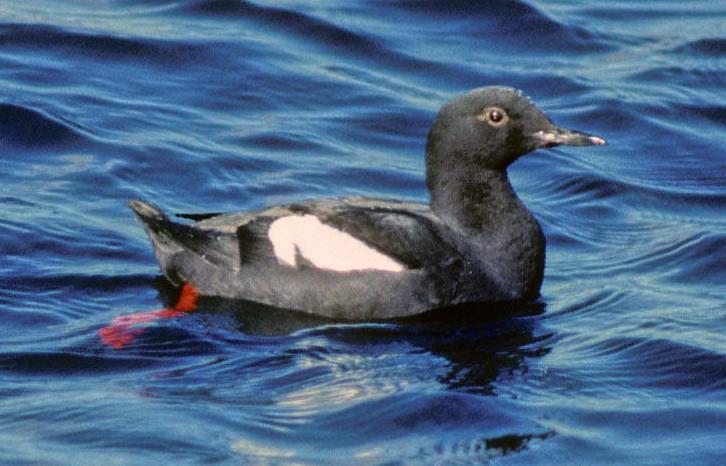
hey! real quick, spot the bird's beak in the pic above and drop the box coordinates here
[530,127,606,148]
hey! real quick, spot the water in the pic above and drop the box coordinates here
[1,0,724,464]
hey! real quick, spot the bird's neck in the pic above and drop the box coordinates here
[428,168,523,233]
[428,168,545,299]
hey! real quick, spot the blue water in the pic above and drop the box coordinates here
[1,0,725,463]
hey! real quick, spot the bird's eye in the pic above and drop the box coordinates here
[477,107,509,127]
[489,110,503,123]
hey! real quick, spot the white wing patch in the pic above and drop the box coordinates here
[267,215,404,273]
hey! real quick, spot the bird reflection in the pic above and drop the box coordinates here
[144,277,552,394]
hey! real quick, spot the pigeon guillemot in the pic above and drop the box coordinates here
[130,87,605,320]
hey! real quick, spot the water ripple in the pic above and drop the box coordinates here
[0,22,211,67]
[1,0,724,463]
[0,103,85,148]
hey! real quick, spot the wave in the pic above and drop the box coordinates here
[0,22,212,68]
[181,0,384,54]
[0,273,155,294]
[0,351,160,375]
[174,0,486,87]
[572,336,726,394]
[670,37,726,57]
[373,0,612,53]
[0,103,85,148]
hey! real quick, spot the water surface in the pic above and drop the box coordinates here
[1,0,725,464]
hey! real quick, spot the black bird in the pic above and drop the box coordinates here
[130,87,605,320]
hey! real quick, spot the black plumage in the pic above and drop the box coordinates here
[130,87,605,319]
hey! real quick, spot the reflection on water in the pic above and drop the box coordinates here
[128,278,555,461]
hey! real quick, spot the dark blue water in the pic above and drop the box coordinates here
[1,1,725,463]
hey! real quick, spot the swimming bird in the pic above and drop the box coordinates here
[130,87,605,320]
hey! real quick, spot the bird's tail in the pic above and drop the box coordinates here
[129,200,189,280]
[128,199,169,232]
[129,200,236,279]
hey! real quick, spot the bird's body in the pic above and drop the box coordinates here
[131,87,604,320]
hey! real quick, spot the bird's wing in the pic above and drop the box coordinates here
[183,197,462,272]
[311,201,458,270]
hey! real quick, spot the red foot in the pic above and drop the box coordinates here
[174,282,198,311]
[99,283,199,349]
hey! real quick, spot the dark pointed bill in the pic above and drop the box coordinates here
[531,127,606,148]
